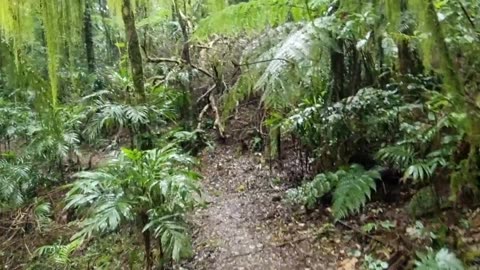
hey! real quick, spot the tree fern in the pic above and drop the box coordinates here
[223,16,335,115]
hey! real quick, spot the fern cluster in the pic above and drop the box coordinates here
[0,157,38,209]
[287,164,380,220]
[280,88,401,162]
[414,248,464,270]
[375,93,464,184]
[64,144,201,263]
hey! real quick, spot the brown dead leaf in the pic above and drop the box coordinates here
[338,257,358,270]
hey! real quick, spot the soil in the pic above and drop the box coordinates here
[184,145,349,270]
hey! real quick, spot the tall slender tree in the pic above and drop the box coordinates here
[84,1,96,74]
[121,0,146,103]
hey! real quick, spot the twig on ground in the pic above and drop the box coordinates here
[336,220,395,249]
[274,236,311,248]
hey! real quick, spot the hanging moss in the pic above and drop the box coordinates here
[0,0,86,107]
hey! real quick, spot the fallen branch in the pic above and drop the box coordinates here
[336,220,395,249]
[196,85,216,103]
[233,58,294,67]
[146,56,182,64]
[191,63,214,79]
[146,55,214,79]
[197,104,210,130]
[209,95,225,138]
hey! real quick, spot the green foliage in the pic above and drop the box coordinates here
[65,144,201,263]
[145,213,193,261]
[194,0,313,39]
[27,106,84,164]
[281,88,401,164]
[0,0,85,106]
[34,239,83,267]
[0,0,479,267]
[407,186,438,217]
[363,254,389,270]
[287,164,380,220]
[286,170,339,208]
[0,101,35,143]
[82,86,177,143]
[222,16,335,116]
[361,220,396,233]
[414,248,464,270]
[0,157,38,209]
[332,165,380,220]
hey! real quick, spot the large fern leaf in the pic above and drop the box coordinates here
[286,171,338,208]
[332,164,380,220]
[223,16,335,115]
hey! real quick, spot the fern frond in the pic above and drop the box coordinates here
[194,0,310,39]
[146,213,193,261]
[222,16,334,115]
[287,164,380,220]
[286,172,338,208]
[332,164,379,220]
[377,145,416,169]
[35,238,83,266]
[414,248,464,270]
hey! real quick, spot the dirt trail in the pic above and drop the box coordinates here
[186,145,341,270]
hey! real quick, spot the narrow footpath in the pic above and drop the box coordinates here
[185,145,344,270]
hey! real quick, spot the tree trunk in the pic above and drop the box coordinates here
[158,239,165,270]
[121,0,146,102]
[98,0,118,63]
[84,1,96,74]
[330,39,345,101]
[397,0,423,78]
[141,212,153,270]
[173,0,195,127]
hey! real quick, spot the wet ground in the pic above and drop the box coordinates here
[185,145,346,269]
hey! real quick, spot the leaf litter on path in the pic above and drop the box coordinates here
[184,146,343,269]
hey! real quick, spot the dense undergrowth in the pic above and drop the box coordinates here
[0,0,479,269]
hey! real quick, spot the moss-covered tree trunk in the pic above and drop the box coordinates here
[84,1,95,74]
[397,0,423,78]
[121,0,152,150]
[98,0,118,63]
[173,0,195,127]
[121,0,146,102]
